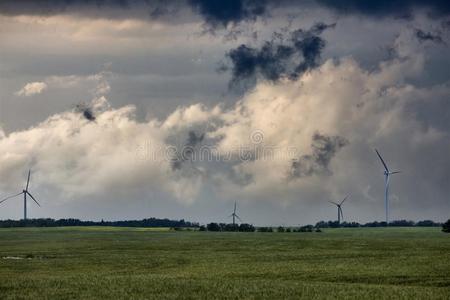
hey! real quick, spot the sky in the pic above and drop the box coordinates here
[0,0,450,225]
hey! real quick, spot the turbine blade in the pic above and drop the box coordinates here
[329,201,339,206]
[26,192,40,207]
[234,201,236,214]
[235,215,242,222]
[26,169,31,192]
[375,149,389,172]
[340,195,349,205]
[0,192,23,204]
[340,207,344,220]
[390,171,401,174]
[228,214,234,218]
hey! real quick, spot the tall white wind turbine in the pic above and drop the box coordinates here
[0,170,40,220]
[228,201,242,226]
[329,196,348,225]
[375,149,400,224]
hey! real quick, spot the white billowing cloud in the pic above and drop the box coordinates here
[14,70,112,102]
[0,97,204,203]
[205,37,449,213]
[1,32,450,215]
[163,103,221,130]
[15,82,48,97]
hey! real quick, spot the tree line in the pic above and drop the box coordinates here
[0,218,448,232]
[201,223,321,232]
[315,219,443,228]
[0,218,199,228]
[200,219,447,232]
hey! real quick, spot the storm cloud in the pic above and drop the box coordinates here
[188,0,267,31]
[1,1,450,224]
[290,133,349,179]
[171,131,205,170]
[222,22,335,88]
[318,0,450,17]
[414,28,444,44]
[75,103,96,121]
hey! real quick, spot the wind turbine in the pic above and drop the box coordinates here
[0,170,40,220]
[375,149,400,225]
[329,196,348,225]
[228,201,242,226]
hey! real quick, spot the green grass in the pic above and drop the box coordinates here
[0,227,449,299]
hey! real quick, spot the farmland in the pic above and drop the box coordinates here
[0,227,449,299]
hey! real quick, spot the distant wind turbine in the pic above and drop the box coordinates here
[375,149,400,224]
[0,170,40,220]
[329,196,348,225]
[228,201,242,226]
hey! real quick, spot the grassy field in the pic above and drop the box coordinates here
[0,227,449,299]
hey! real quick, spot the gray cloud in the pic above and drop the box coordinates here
[221,22,335,89]
[75,103,96,121]
[290,133,349,179]
[188,0,267,32]
[317,0,450,18]
[171,131,205,170]
[414,28,444,44]
[0,0,175,18]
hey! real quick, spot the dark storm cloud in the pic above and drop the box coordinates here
[221,22,335,87]
[186,131,205,147]
[414,29,444,44]
[0,0,269,27]
[318,0,450,17]
[0,0,180,19]
[2,0,450,22]
[290,133,348,179]
[188,0,267,31]
[171,131,204,170]
[75,103,95,122]
[0,0,127,15]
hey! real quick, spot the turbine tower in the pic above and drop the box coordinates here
[329,196,348,225]
[228,201,242,226]
[0,170,40,220]
[375,149,400,225]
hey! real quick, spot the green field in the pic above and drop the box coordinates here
[0,227,449,299]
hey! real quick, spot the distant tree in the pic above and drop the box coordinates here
[416,220,440,227]
[239,223,255,232]
[315,221,328,228]
[223,223,239,231]
[207,222,221,232]
[257,227,273,232]
[286,228,291,233]
[328,221,340,228]
[389,220,415,227]
[199,225,206,231]
[277,226,285,233]
[443,220,450,233]
[315,228,322,233]
[299,225,314,232]
[341,222,360,228]
[363,221,385,227]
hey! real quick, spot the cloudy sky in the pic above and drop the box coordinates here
[1,0,450,225]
